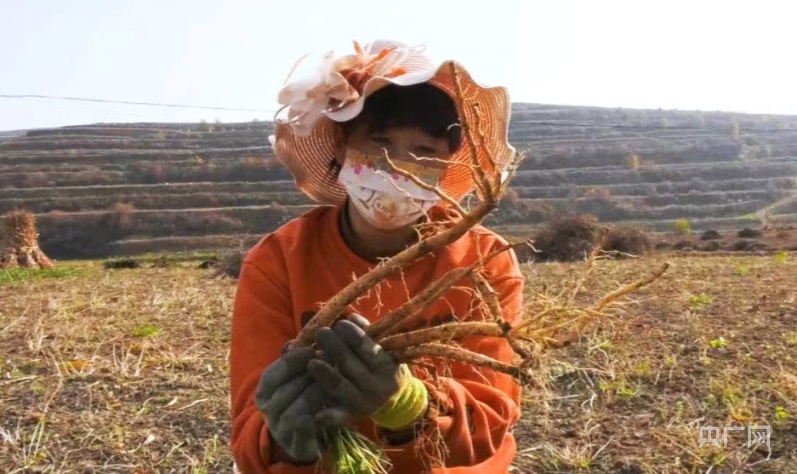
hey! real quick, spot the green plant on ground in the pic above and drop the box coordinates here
[710,337,729,349]
[688,293,714,309]
[133,325,160,338]
[0,267,81,285]
[783,332,797,347]
[633,359,652,378]
[774,251,789,264]
[736,264,750,276]
[673,400,685,422]
[774,406,789,422]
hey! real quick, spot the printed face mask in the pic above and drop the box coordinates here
[337,149,445,231]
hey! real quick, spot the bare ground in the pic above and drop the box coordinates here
[1,253,795,473]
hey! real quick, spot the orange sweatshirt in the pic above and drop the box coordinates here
[230,205,524,473]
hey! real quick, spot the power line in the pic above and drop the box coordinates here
[0,94,275,113]
[14,95,181,121]
[2,93,795,133]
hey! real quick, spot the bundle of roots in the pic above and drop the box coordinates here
[295,64,670,473]
[1,210,54,270]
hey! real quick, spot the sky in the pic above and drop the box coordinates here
[1,0,796,131]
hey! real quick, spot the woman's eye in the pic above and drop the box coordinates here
[370,136,390,145]
[415,146,437,156]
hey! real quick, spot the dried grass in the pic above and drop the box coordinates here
[1,211,54,270]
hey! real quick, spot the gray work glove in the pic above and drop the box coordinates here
[255,346,332,464]
[307,316,404,427]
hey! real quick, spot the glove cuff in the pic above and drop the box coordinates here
[370,364,428,430]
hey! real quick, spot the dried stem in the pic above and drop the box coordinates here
[536,262,672,348]
[383,151,467,215]
[567,246,600,307]
[470,104,498,202]
[511,306,575,333]
[395,343,532,385]
[449,63,493,201]
[593,262,670,311]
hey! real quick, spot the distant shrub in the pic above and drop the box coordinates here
[673,240,695,251]
[502,187,520,206]
[198,257,219,270]
[737,228,762,238]
[112,202,135,229]
[240,156,278,170]
[103,257,140,269]
[655,182,674,194]
[214,245,248,279]
[603,227,652,257]
[675,219,692,235]
[533,214,605,262]
[700,230,722,241]
[627,152,641,170]
[532,214,652,261]
[583,187,612,202]
[701,241,722,252]
[732,240,768,252]
[150,255,174,268]
[270,201,288,214]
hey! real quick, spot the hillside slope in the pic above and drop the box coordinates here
[1,105,796,258]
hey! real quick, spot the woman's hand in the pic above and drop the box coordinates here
[255,347,331,464]
[308,315,428,431]
[307,317,402,423]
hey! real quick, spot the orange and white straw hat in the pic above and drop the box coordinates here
[269,39,515,205]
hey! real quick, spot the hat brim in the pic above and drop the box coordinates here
[272,60,516,205]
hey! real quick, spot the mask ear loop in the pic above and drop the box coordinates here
[272,105,290,124]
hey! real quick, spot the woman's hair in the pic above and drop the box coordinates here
[328,83,462,178]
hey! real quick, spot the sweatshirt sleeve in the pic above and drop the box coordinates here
[398,246,524,471]
[229,241,318,474]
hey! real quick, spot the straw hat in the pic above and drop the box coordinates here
[270,40,515,205]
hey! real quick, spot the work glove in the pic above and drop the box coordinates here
[255,346,332,464]
[308,315,429,431]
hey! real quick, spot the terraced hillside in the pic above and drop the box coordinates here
[1,105,796,259]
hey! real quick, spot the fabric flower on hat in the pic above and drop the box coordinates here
[276,41,412,136]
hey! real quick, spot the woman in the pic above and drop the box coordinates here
[230,40,524,473]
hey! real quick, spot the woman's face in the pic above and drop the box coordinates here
[343,124,451,169]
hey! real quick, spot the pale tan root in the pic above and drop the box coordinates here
[469,272,533,359]
[367,267,475,340]
[297,200,497,347]
[379,322,504,351]
[395,343,532,385]
[368,242,522,340]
